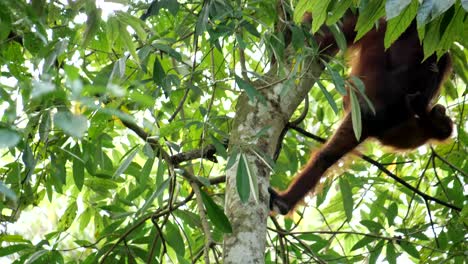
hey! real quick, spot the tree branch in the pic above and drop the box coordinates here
[121,119,225,165]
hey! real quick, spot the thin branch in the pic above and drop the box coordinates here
[168,20,202,122]
[190,178,213,264]
[431,148,467,177]
[121,119,226,165]
[99,191,195,263]
[424,199,439,248]
[170,144,219,164]
[238,42,250,81]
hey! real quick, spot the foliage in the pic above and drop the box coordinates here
[0,0,466,263]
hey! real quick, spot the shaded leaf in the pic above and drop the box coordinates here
[0,181,17,202]
[200,190,232,233]
[325,63,347,95]
[72,145,85,190]
[165,222,185,256]
[236,153,250,203]
[57,201,78,232]
[349,89,362,140]
[113,146,139,178]
[317,81,339,114]
[0,128,20,148]
[339,177,353,222]
[386,242,397,264]
[399,241,420,259]
[137,178,170,216]
[235,75,266,104]
[385,0,412,19]
[385,0,418,49]
[54,112,88,138]
[351,236,375,251]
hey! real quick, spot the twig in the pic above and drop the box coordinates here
[424,199,439,248]
[190,178,213,264]
[121,119,226,165]
[99,191,194,263]
[431,149,467,177]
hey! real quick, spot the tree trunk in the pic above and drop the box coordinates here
[223,59,325,263]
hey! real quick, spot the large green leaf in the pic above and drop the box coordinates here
[339,176,353,222]
[54,112,88,138]
[200,190,233,233]
[0,128,20,148]
[236,153,250,203]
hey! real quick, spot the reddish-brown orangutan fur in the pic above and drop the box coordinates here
[269,12,453,215]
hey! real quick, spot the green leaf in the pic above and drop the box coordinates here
[85,178,118,191]
[117,12,147,40]
[165,222,185,256]
[79,208,93,230]
[422,15,442,58]
[153,43,182,61]
[437,5,465,55]
[119,21,140,65]
[385,0,418,49]
[241,20,260,38]
[54,112,88,138]
[250,147,275,172]
[349,89,362,140]
[329,24,347,52]
[137,178,170,216]
[339,177,353,222]
[57,201,78,232]
[39,110,51,142]
[291,25,305,50]
[310,0,332,33]
[355,0,385,40]
[360,220,384,233]
[236,153,250,203]
[351,236,375,251]
[173,210,202,229]
[0,244,31,257]
[226,147,239,170]
[350,76,375,115]
[317,81,339,114]
[195,0,210,35]
[386,203,398,225]
[242,153,259,203]
[22,144,35,171]
[417,0,434,26]
[399,241,420,259]
[210,134,227,159]
[462,0,468,11]
[431,0,455,20]
[369,240,385,264]
[234,75,265,104]
[113,146,139,178]
[294,0,313,23]
[25,249,48,264]
[0,181,17,202]
[325,63,346,95]
[385,0,412,19]
[83,5,100,47]
[327,0,352,25]
[0,128,19,149]
[139,157,154,184]
[72,145,85,190]
[386,242,397,264]
[200,190,232,233]
[31,80,55,98]
[152,57,166,86]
